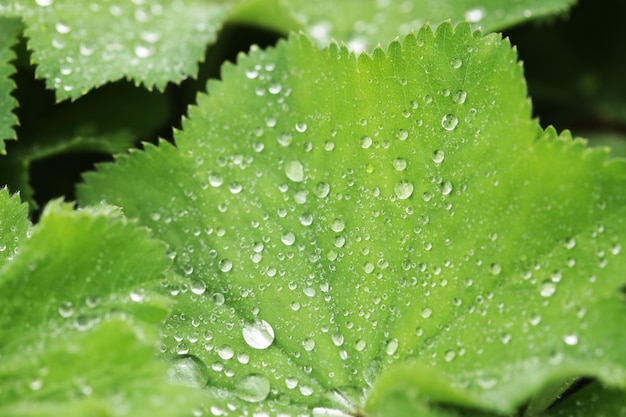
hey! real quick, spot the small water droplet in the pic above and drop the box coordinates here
[284,160,304,182]
[450,57,462,69]
[134,44,153,58]
[242,319,275,350]
[444,350,456,362]
[234,373,271,403]
[58,301,74,318]
[440,181,453,196]
[331,218,345,233]
[130,288,145,302]
[540,280,556,297]
[218,259,233,272]
[420,307,432,319]
[191,280,206,295]
[441,114,459,131]
[302,338,316,351]
[563,334,579,346]
[489,263,501,275]
[360,136,372,149]
[465,8,485,23]
[432,149,445,164]
[355,339,367,351]
[394,181,414,200]
[296,121,308,132]
[396,129,409,140]
[55,22,71,34]
[36,0,53,6]
[278,132,293,147]
[385,339,398,355]
[452,90,467,104]
[314,182,331,198]
[393,158,407,171]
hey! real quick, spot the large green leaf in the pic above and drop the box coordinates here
[0,192,201,416]
[0,17,21,150]
[0,0,573,100]
[542,382,626,417]
[79,25,626,415]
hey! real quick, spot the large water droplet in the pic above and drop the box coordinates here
[285,160,304,182]
[234,374,271,403]
[452,90,467,104]
[450,57,462,69]
[441,114,459,131]
[394,181,414,200]
[242,319,275,350]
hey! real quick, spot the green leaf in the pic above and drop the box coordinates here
[0,193,200,416]
[0,0,231,100]
[233,0,575,51]
[0,16,21,150]
[79,25,626,415]
[0,0,574,101]
[0,187,29,269]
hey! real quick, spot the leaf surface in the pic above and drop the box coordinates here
[0,192,200,416]
[0,0,574,100]
[542,382,626,417]
[0,0,230,100]
[0,17,21,150]
[79,25,626,415]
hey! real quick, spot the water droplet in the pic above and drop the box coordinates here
[281,232,296,246]
[167,355,209,388]
[440,181,453,196]
[296,121,308,132]
[234,374,271,403]
[563,334,579,346]
[58,301,74,318]
[450,57,462,69]
[423,94,433,104]
[540,280,556,297]
[302,338,316,351]
[208,172,223,187]
[360,136,372,149]
[465,8,485,22]
[432,149,445,164]
[355,339,367,351]
[229,182,242,194]
[278,132,293,146]
[396,129,409,140]
[130,288,145,302]
[217,345,234,360]
[394,181,414,200]
[285,160,304,182]
[268,82,282,94]
[140,31,161,43]
[489,263,501,275]
[218,259,233,272]
[55,22,71,34]
[331,218,345,233]
[444,350,456,362]
[242,319,275,350]
[420,307,432,319]
[191,280,206,295]
[314,182,331,198]
[385,339,398,355]
[29,378,43,390]
[332,333,344,346]
[452,90,467,104]
[441,114,459,131]
[36,0,53,6]
[134,44,153,58]
[393,158,407,171]
[564,237,576,250]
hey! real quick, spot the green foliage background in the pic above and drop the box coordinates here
[1,0,625,416]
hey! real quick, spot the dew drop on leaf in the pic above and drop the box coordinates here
[36,0,53,6]
[465,8,485,22]
[450,57,462,69]
[302,338,316,351]
[394,180,414,200]
[285,160,304,182]
[191,280,206,295]
[441,114,459,131]
[314,182,331,198]
[385,338,399,355]
[242,319,275,350]
[234,374,271,403]
[218,259,233,272]
[452,90,467,104]
[563,334,579,346]
[432,149,445,164]
[540,280,557,297]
